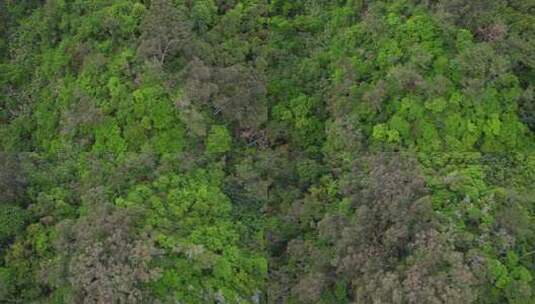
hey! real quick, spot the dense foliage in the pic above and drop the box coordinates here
[1,0,534,303]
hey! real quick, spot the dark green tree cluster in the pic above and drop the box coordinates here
[0,0,534,303]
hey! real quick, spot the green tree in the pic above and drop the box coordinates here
[206,125,232,154]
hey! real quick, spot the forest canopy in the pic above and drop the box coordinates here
[0,0,534,303]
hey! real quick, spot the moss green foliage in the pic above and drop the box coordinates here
[206,125,232,154]
[0,205,26,244]
[0,0,534,303]
[116,168,266,302]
